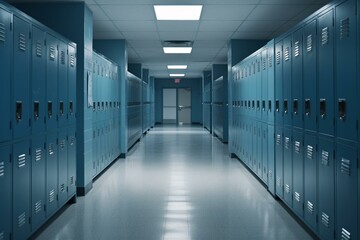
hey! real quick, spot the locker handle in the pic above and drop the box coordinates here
[293,99,298,115]
[69,101,73,115]
[59,101,64,116]
[283,99,288,114]
[320,99,326,118]
[275,100,279,112]
[268,100,272,112]
[338,99,346,121]
[34,101,39,120]
[93,102,96,111]
[252,100,255,109]
[48,101,53,118]
[102,102,104,111]
[305,99,311,116]
[245,101,248,108]
[262,100,266,111]
[16,101,22,122]
[256,100,260,111]
[97,102,100,111]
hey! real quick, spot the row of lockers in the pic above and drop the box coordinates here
[230,0,359,239]
[203,103,211,132]
[0,5,77,143]
[0,128,76,240]
[203,72,212,132]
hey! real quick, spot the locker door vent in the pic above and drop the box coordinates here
[70,176,74,186]
[340,158,351,175]
[257,60,261,72]
[285,137,290,149]
[35,148,42,162]
[36,42,42,57]
[276,51,281,64]
[48,143,54,155]
[321,27,329,45]
[60,51,65,65]
[60,140,65,149]
[341,228,351,240]
[35,200,42,214]
[294,141,301,154]
[49,189,55,203]
[321,212,329,228]
[294,191,300,202]
[306,145,313,159]
[70,55,75,67]
[284,47,290,61]
[294,41,300,57]
[340,18,350,39]
[70,136,75,146]
[306,34,313,52]
[18,153,26,168]
[0,162,4,177]
[276,176,281,186]
[60,183,65,193]
[306,201,314,214]
[49,46,56,61]
[19,33,26,52]
[0,23,6,42]
[262,57,266,70]
[268,170,273,179]
[321,150,329,166]
[285,184,290,193]
[268,55,273,67]
[18,212,26,227]
[0,231,4,240]
[276,134,281,145]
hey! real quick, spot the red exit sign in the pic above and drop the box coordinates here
[174,78,181,84]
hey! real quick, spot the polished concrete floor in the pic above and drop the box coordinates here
[33,125,314,240]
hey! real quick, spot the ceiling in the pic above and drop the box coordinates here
[7,0,331,78]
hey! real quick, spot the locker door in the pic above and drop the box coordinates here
[46,34,58,131]
[58,131,68,205]
[252,123,257,172]
[318,10,334,137]
[257,124,262,178]
[0,145,11,240]
[283,128,292,206]
[275,42,283,125]
[292,130,303,217]
[282,36,292,127]
[31,26,46,135]
[303,20,317,133]
[336,142,358,240]
[58,41,68,127]
[0,8,12,142]
[318,136,334,240]
[46,133,58,216]
[13,140,30,240]
[267,125,275,195]
[292,28,303,129]
[335,0,357,141]
[256,54,261,121]
[304,133,317,229]
[267,41,275,125]
[31,135,45,231]
[261,49,268,123]
[67,129,76,197]
[275,127,283,198]
[261,123,268,184]
[13,16,30,139]
[68,44,76,126]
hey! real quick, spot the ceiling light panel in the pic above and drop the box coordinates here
[170,74,185,77]
[167,65,188,69]
[154,5,203,21]
[163,47,192,54]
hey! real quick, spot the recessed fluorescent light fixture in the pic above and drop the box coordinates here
[154,5,203,21]
[170,74,185,77]
[163,47,192,54]
[167,65,188,70]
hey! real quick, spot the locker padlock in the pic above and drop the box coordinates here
[305,99,311,116]
[338,99,346,121]
[16,101,22,122]
[320,99,326,118]
[34,101,39,120]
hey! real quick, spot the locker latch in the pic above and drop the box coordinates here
[252,100,255,109]
[262,100,266,111]
[293,99,298,115]
[256,100,260,111]
[69,101,73,115]
[320,99,326,118]
[305,99,311,116]
[275,100,279,112]
[268,100,272,112]
[338,99,346,121]
[97,102,100,111]
[59,101,64,116]
[34,101,39,120]
[93,102,96,112]
[16,101,22,122]
[283,99,288,114]
[48,101,53,118]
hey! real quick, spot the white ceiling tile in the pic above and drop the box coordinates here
[122,31,159,40]
[196,31,233,41]
[260,0,329,4]
[93,31,124,39]
[193,40,226,48]
[199,20,242,32]
[88,5,109,21]
[238,20,286,32]
[247,5,308,21]
[114,21,157,32]
[93,21,118,32]
[202,5,256,21]
[96,0,150,3]
[232,31,272,39]
[158,31,197,41]
[101,5,155,21]
[156,21,200,32]
[127,40,162,48]
[292,5,326,21]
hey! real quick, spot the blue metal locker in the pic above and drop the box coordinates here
[46,133,58,216]
[58,41,68,128]
[0,8,12,143]
[261,123,268,184]
[267,125,275,195]
[31,135,46,231]
[256,53,261,121]
[68,44,76,126]
[13,16,30,139]
[0,145,11,240]
[335,0,357,142]
[58,130,68,205]
[318,10,334,137]
[13,140,30,240]
[31,26,46,135]
[267,41,275,125]
[257,123,262,178]
[303,20,317,133]
[304,133,317,229]
[292,28,303,129]
[318,136,334,240]
[252,123,257,172]
[283,127,292,207]
[261,49,268,123]
[275,127,283,198]
[282,36,292,127]
[46,34,58,131]
[292,129,303,217]
[275,42,283,125]
[336,141,358,240]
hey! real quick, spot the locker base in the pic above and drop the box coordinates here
[77,182,93,196]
